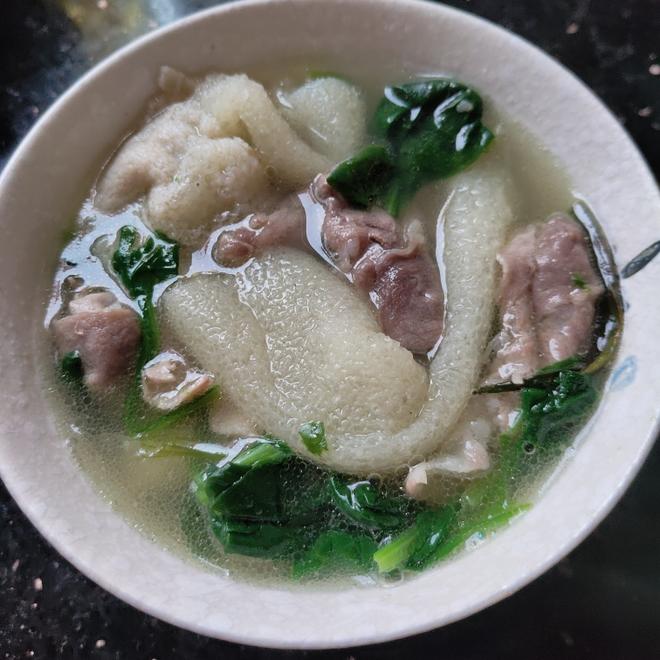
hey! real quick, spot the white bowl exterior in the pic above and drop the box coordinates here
[0,0,658,649]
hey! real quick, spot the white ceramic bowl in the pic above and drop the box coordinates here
[0,0,658,649]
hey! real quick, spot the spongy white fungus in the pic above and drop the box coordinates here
[279,77,367,162]
[95,72,366,244]
[160,248,431,471]
[161,155,514,474]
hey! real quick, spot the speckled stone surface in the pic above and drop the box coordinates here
[1,0,659,658]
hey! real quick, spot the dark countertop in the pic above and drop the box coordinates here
[1,1,659,658]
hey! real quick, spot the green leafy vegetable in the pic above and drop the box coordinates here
[329,476,416,530]
[193,366,597,578]
[504,370,597,475]
[211,517,298,558]
[375,368,596,574]
[535,356,585,376]
[137,386,220,439]
[292,531,377,578]
[194,437,292,506]
[111,225,178,299]
[328,78,494,216]
[372,525,418,574]
[326,145,395,208]
[194,437,414,573]
[108,225,204,437]
[194,438,322,560]
[405,506,458,570]
[298,421,328,455]
[372,504,526,574]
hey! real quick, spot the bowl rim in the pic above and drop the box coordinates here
[0,0,658,649]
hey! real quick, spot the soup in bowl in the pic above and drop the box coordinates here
[0,0,658,648]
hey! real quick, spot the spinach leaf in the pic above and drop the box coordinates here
[211,518,298,559]
[372,525,419,574]
[299,420,328,455]
[535,356,585,376]
[195,438,328,561]
[195,437,292,508]
[292,530,377,578]
[329,476,416,530]
[373,506,456,573]
[508,370,597,474]
[326,145,395,208]
[328,78,494,216]
[111,225,178,299]
[421,504,528,566]
[195,369,596,578]
[137,386,220,439]
[405,506,458,570]
[194,438,412,574]
[375,369,596,574]
[110,225,190,436]
[373,498,527,574]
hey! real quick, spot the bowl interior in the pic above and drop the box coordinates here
[0,0,659,649]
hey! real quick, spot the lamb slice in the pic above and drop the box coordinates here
[405,396,493,499]
[213,175,444,353]
[312,174,399,271]
[52,290,141,391]
[315,178,443,352]
[487,213,604,384]
[352,221,444,354]
[533,214,605,363]
[487,225,539,384]
[141,350,214,411]
[213,195,305,267]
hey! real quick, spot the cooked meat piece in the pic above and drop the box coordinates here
[212,175,444,353]
[141,350,214,411]
[212,196,305,266]
[352,221,444,353]
[488,213,604,383]
[52,290,141,391]
[404,463,429,498]
[534,214,604,363]
[68,291,118,315]
[313,175,399,271]
[488,226,540,383]
[316,179,443,352]
[405,397,493,498]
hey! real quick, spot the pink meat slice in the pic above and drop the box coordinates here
[489,226,540,383]
[213,196,306,267]
[534,214,604,364]
[352,224,444,354]
[52,291,141,391]
[212,175,444,353]
[488,213,604,383]
[313,175,399,271]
